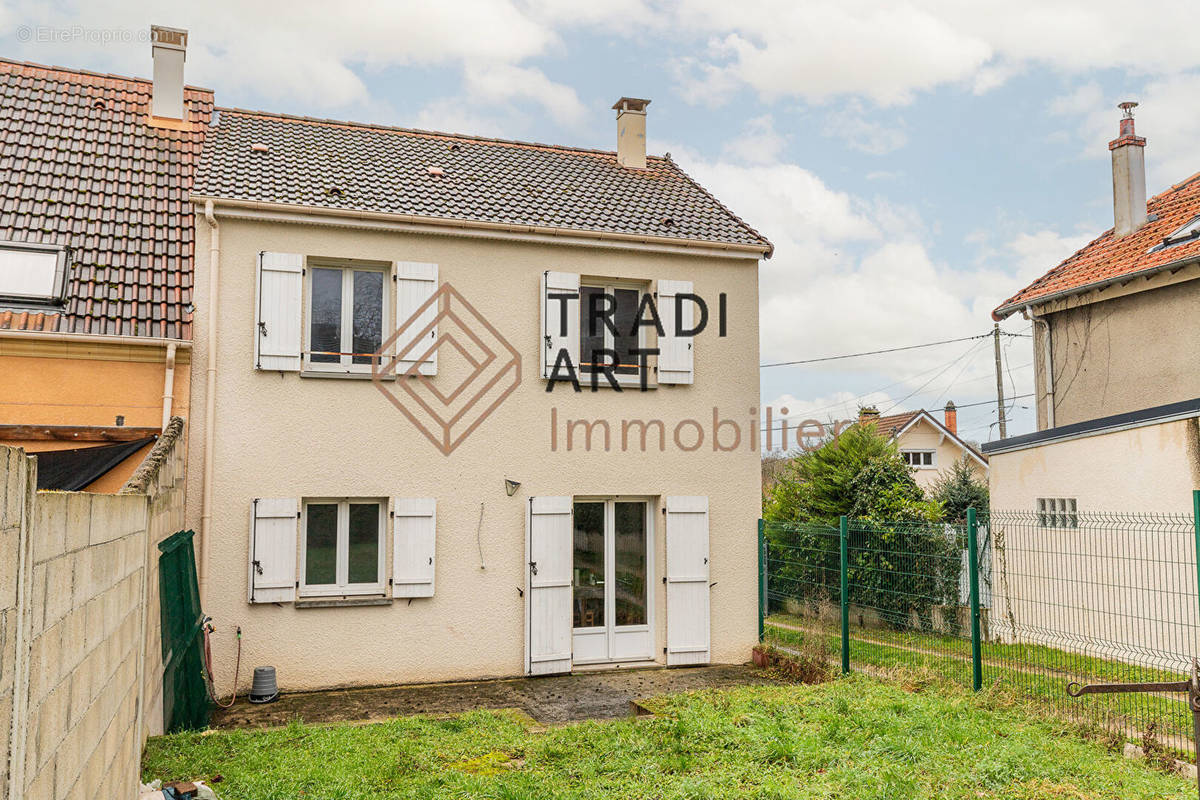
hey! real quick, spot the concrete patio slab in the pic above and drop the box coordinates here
[211,664,777,729]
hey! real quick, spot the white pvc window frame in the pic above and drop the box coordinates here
[901,449,936,469]
[303,260,391,375]
[299,498,387,597]
[578,279,650,388]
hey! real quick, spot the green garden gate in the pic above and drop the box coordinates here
[158,529,209,732]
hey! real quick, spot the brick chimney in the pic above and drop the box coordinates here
[150,25,188,121]
[858,406,880,425]
[612,97,650,169]
[943,401,957,435]
[1109,102,1148,238]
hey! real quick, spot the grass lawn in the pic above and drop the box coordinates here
[764,614,1195,749]
[142,677,1192,799]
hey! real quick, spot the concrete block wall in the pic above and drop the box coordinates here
[0,448,36,800]
[22,491,148,800]
[0,418,190,800]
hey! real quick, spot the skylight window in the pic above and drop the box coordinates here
[1153,215,1200,251]
[0,242,69,305]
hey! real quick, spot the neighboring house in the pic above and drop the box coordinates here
[984,105,1200,514]
[0,29,208,490]
[183,48,772,691]
[859,403,988,490]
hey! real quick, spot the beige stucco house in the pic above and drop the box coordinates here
[858,403,987,490]
[184,92,772,693]
[984,105,1200,514]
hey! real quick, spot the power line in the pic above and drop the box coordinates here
[759,393,1036,440]
[760,330,1029,368]
[880,339,989,416]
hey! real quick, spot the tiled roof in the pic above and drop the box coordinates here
[192,110,772,254]
[864,411,920,437]
[864,409,989,464]
[0,58,213,338]
[994,171,1200,319]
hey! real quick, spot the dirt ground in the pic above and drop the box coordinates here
[212,664,777,729]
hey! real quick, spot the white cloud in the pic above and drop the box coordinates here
[671,1,992,106]
[461,61,587,128]
[1008,229,1092,282]
[666,146,1021,393]
[1055,73,1200,190]
[720,115,787,164]
[3,0,561,111]
[823,101,907,155]
[668,0,1200,109]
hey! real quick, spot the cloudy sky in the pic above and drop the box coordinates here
[4,0,1199,445]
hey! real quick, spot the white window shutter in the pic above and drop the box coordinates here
[665,496,709,665]
[394,262,439,376]
[392,497,436,598]
[255,252,304,371]
[525,496,573,675]
[249,498,298,603]
[540,271,580,379]
[656,279,694,384]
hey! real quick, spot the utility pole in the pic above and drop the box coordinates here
[993,323,1007,439]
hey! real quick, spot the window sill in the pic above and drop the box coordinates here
[553,376,658,391]
[294,596,392,609]
[300,370,392,381]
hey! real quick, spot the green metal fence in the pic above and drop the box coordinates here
[760,495,1200,758]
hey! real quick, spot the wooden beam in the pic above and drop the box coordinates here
[0,425,160,443]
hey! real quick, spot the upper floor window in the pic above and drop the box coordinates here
[0,241,68,305]
[307,263,387,372]
[579,282,648,381]
[901,450,935,468]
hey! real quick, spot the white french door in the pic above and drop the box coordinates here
[571,498,655,664]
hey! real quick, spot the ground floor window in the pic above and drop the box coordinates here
[301,499,386,596]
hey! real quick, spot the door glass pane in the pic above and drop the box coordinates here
[612,288,639,376]
[614,502,647,626]
[347,503,380,584]
[578,286,605,374]
[573,501,605,628]
[351,270,384,365]
[310,268,343,363]
[305,503,338,585]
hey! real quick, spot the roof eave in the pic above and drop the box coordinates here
[191,195,773,259]
[991,252,1200,321]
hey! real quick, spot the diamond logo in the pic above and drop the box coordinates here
[372,283,521,455]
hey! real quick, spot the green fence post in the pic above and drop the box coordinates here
[839,515,850,675]
[967,507,983,692]
[758,519,766,642]
[1193,491,1200,636]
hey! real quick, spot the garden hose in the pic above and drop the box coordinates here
[202,618,241,709]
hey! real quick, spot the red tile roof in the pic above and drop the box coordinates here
[993,171,1200,320]
[0,58,213,338]
[864,411,919,437]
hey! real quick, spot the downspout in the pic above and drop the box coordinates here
[200,200,219,601]
[1025,304,1055,429]
[161,341,177,431]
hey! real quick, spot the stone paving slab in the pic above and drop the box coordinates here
[212,664,777,729]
